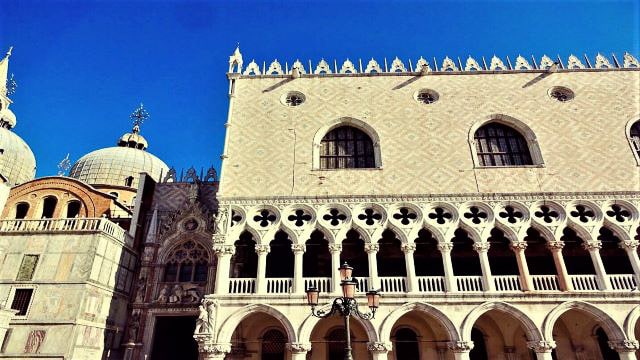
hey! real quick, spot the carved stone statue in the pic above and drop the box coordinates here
[194,300,210,334]
[156,284,169,303]
[24,330,46,353]
[127,312,141,343]
[169,284,184,303]
[134,277,146,303]
[216,208,228,233]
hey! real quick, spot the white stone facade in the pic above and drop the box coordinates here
[197,50,640,360]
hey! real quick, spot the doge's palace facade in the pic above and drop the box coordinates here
[194,49,640,360]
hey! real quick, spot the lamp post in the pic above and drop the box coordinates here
[305,262,381,360]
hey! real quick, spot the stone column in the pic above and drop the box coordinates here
[213,245,235,295]
[367,341,392,360]
[291,244,306,294]
[255,244,271,294]
[365,243,380,291]
[448,341,474,360]
[401,243,418,293]
[527,340,556,360]
[583,240,611,290]
[608,340,640,360]
[194,339,231,360]
[287,342,312,360]
[438,242,457,292]
[329,244,342,294]
[547,241,572,291]
[620,240,640,285]
[473,242,495,292]
[511,241,534,291]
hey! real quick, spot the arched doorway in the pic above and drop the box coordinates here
[261,329,286,360]
[393,328,419,360]
[228,312,291,360]
[308,314,371,360]
[551,308,621,359]
[470,327,488,360]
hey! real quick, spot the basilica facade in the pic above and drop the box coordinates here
[0,46,639,360]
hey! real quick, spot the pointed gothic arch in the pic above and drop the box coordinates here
[217,304,297,344]
[461,301,543,343]
[542,301,627,342]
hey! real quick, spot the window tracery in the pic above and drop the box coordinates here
[474,123,533,166]
[320,126,375,169]
[164,241,209,283]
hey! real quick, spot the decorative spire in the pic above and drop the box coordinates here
[228,44,243,73]
[57,153,71,176]
[0,47,14,97]
[129,103,149,133]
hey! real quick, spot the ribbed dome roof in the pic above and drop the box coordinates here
[68,146,168,189]
[0,126,36,186]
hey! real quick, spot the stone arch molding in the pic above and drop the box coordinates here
[624,305,640,341]
[468,113,545,167]
[379,302,460,343]
[312,117,382,169]
[298,302,378,343]
[625,115,640,165]
[216,304,297,344]
[542,301,627,342]
[461,301,543,342]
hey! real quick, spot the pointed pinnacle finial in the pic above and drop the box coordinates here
[6,47,12,58]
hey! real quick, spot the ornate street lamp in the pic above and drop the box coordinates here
[305,262,381,360]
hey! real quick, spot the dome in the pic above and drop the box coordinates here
[0,107,16,128]
[69,146,168,189]
[0,126,36,186]
[117,124,148,150]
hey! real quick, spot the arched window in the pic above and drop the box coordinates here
[320,126,375,169]
[629,121,640,158]
[66,201,81,218]
[15,203,29,219]
[41,196,57,218]
[164,241,209,283]
[125,176,134,187]
[261,329,286,360]
[474,123,533,166]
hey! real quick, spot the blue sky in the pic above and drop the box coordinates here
[1,0,638,177]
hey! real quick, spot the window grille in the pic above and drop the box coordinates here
[11,289,33,316]
[630,122,640,157]
[16,255,39,281]
[164,241,209,283]
[320,126,375,169]
[474,123,533,166]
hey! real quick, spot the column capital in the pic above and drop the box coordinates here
[608,340,640,352]
[212,233,226,244]
[447,340,474,352]
[255,244,271,254]
[291,244,306,254]
[510,241,528,251]
[437,242,454,253]
[367,341,392,353]
[473,242,490,253]
[547,240,565,251]
[401,243,416,253]
[328,243,342,253]
[364,243,380,254]
[582,240,602,251]
[213,245,235,256]
[620,240,640,251]
[193,336,231,357]
[286,342,312,353]
[527,340,556,352]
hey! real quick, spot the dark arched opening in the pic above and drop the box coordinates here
[595,327,620,360]
[66,200,81,218]
[15,202,29,219]
[451,229,481,276]
[524,227,557,275]
[341,229,368,278]
[474,122,533,166]
[261,329,286,360]
[303,230,331,277]
[320,126,375,169]
[561,227,595,275]
[232,232,258,278]
[469,327,488,360]
[393,328,419,360]
[598,227,634,274]
[41,196,57,218]
[487,228,519,275]
[414,229,444,276]
[377,230,406,276]
[266,231,293,277]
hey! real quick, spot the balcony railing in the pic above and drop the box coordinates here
[417,276,445,292]
[380,277,406,293]
[229,278,255,294]
[569,275,599,291]
[0,218,130,244]
[355,277,369,292]
[608,274,637,291]
[456,276,483,292]
[304,277,332,293]
[494,275,521,292]
[266,278,292,294]
[531,275,560,291]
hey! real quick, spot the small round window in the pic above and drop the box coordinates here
[415,89,439,104]
[549,86,574,102]
[283,91,306,107]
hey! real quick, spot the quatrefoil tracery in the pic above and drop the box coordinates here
[499,206,524,224]
[253,209,277,228]
[358,208,382,226]
[323,208,347,226]
[393,207,417,225]
[606,204,631,223]
[463,206,488,224]
[570,205,595,223]
[534,205,559,224]
[288,209,312,227]
[428,207,453,225]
